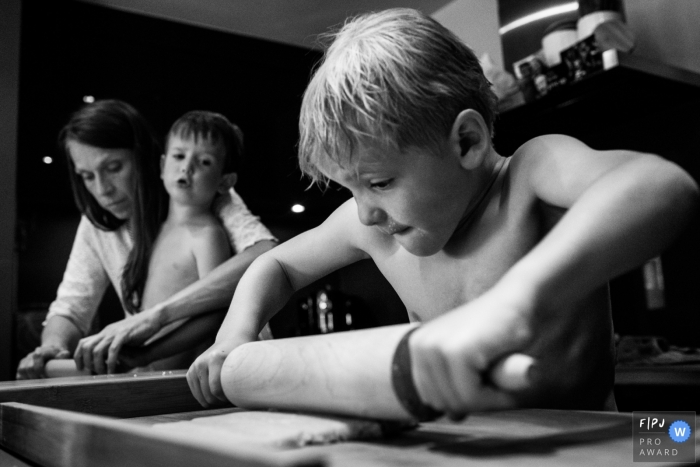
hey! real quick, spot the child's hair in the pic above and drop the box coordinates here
[298,8,498,186]
[59,99,168,314]
[166,110,244,174]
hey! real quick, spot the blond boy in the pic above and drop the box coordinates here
[188,9,698,417]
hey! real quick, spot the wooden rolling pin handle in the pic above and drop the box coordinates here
[391,327,535,421]
[489,353,535,391]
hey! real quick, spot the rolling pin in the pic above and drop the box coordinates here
[220,323,533,422]
[45,359,92,378]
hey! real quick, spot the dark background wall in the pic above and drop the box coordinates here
[0,0,21,382]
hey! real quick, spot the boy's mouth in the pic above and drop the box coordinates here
[176,177,191,188]
[379,224,410,236]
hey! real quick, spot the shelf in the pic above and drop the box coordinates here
[493,52,700,155]
[616,364,700,386]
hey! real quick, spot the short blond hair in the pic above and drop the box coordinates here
[298,8,497,185]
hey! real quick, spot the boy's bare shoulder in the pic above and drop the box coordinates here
[508,133,634,209]
[510,134,582,173]
[182,213,229,244]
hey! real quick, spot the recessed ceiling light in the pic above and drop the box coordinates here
[83,95,95,103]
[43,156,53,164]
[291,204,305,213]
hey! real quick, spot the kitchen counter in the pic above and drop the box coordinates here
[1,372,697,466]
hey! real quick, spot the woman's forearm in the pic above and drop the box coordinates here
[149,240,276,325]
[41,315,83,353]
[129,310,227,366]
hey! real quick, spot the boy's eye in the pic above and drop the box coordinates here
[80,173,94,182]
[370,179,393,190]
[171,153,184,160]
[201,159,212,166]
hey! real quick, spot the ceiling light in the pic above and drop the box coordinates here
[499,2,578,35]
[43,156,53,164]
[291,204,305,213]
[83,95,95,103]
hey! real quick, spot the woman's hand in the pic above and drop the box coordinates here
[187,336,252,407]
[16,345,71,380]
[74,310,163,374]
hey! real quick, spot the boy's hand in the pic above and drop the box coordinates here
[409,289,534,419]
[187,337,252,407]
[409,279,613,417]
[74,311,163,375]
[16,345,71,380]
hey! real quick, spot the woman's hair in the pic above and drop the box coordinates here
[59,99,167,314]
[166,110,244,174]
[298,8,498,186]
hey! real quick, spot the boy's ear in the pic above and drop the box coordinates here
[217,173,238,194]
[159,154,165,177]
[450,109,491,170]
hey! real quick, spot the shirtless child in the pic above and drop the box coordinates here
[83,111,243,372]
[128,111,241,370]
[188,9,698,416]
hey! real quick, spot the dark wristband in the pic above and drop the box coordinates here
[390,326,442,422]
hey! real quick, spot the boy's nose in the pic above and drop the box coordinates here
[356,200,386,226]
[181,160,194,174]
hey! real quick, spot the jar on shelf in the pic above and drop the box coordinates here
[542,19,579,67]
[577,0,625,39]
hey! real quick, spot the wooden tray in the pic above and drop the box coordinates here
[2,373,697,466]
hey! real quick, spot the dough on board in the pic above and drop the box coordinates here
[152,409,414,449]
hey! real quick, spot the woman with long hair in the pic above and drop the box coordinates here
[16,100,276,378]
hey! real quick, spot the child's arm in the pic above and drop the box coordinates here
[187,200,369,407]
[192,222,234,278]
[410,135,698,418]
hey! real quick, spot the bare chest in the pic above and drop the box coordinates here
[374,199,563,322]
[140,229,199,309]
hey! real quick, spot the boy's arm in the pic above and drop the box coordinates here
[411,135,698,417]
[187,200,369,407]
[506,135,698,308]
[193,223,234,278]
